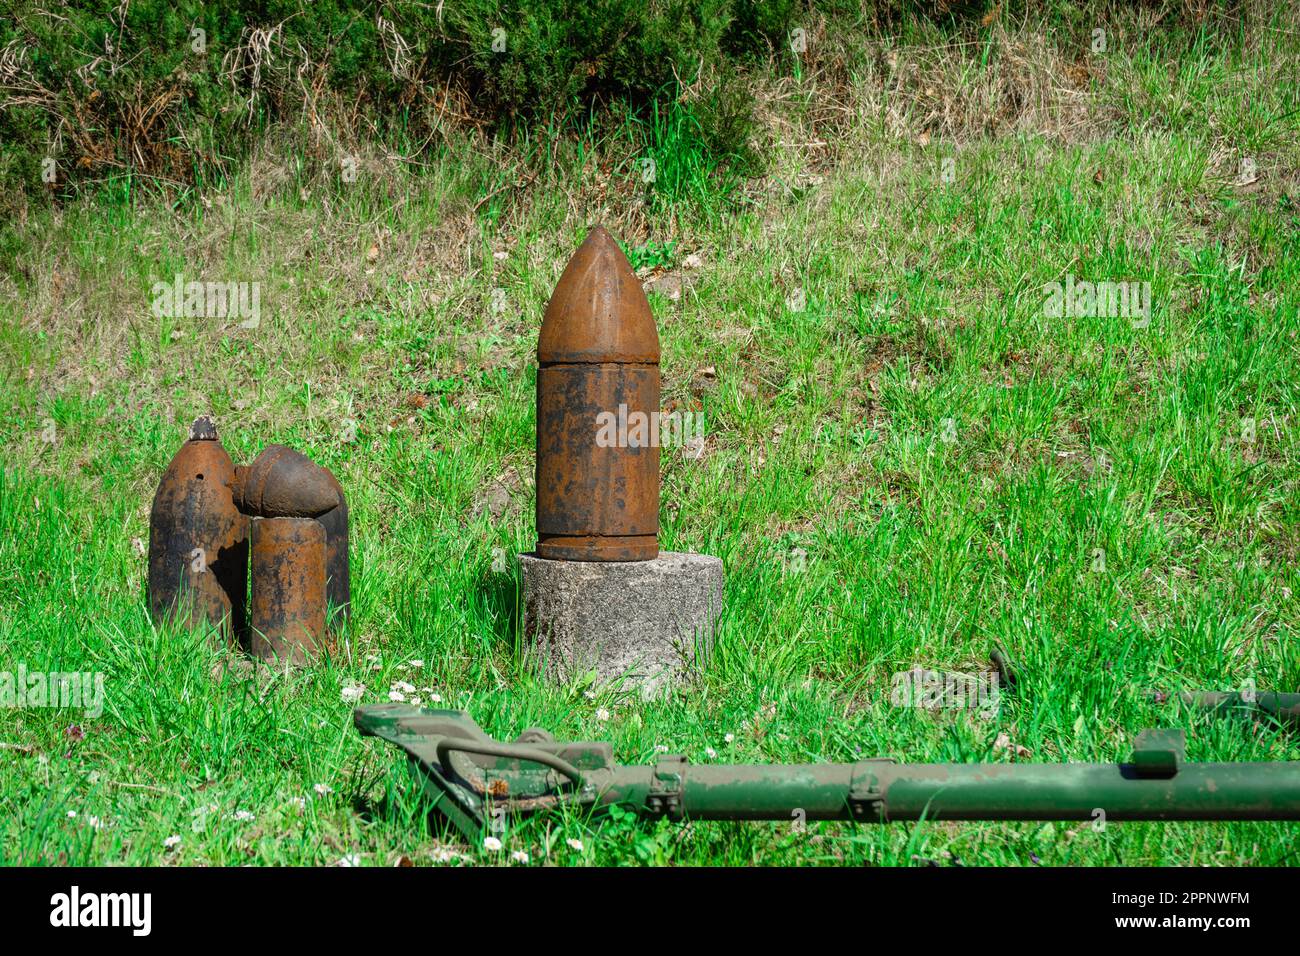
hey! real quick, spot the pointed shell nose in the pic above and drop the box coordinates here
[188,415,219,441]
[538,226,660,364]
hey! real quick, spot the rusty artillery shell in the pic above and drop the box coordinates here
[236,444,340,518]
[318,466,351,628]
[535,226,660,561]
[236,444,349,629]
[148,416,250,638]
[249,517,327,664]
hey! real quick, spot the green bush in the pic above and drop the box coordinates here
[436,0,736,117]
[724,0,802,55]
[0,0,802,210]
[2,1,1224,211]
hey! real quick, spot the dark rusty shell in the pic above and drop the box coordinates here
[317,466,350,630]
[147,418,249,639]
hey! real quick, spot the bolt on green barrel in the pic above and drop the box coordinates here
[354,705,1300,842]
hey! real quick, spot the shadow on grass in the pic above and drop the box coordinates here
[350,788,469,846]
[473,565,525,658]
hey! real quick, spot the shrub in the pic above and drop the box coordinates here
[0,0,799,210]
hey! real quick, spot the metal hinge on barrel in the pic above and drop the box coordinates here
[647,755,688,820]
[848,759,895,821]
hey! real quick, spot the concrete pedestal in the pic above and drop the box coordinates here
[520,551,723,697]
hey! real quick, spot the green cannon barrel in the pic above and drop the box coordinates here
[353,706,1300,840]
[597,761,1300,823]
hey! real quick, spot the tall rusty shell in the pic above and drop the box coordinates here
[535,226,660,561]
[147,417,249,638]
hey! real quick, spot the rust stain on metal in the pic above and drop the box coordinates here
[535,226,660,561]
[147,416,249,640]
[249,516,327,664]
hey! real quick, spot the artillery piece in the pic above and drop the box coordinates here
[354,704,1300,842]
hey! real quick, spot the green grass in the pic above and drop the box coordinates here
[1,14,1299,866]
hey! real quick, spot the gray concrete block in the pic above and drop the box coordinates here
[520,551,723,697]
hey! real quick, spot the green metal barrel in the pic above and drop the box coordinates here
[599,760,1300,822]
[353,706,1300,839]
